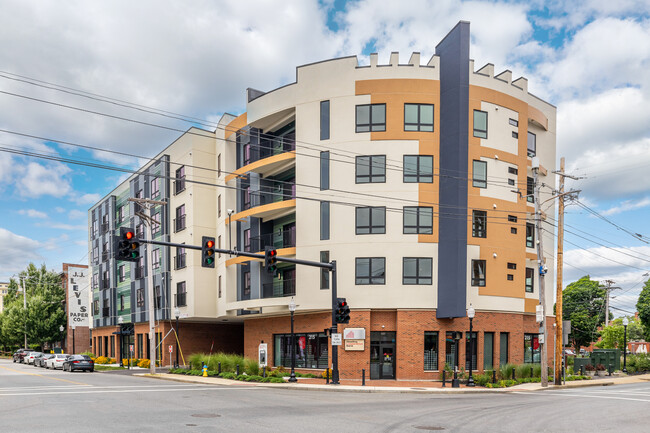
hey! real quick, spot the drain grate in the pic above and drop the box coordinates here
[414,427,445,431]
[410,387,427,390]
[186,424,197,427]
[191,414,221,419]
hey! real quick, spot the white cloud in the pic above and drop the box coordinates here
[45,223,87,231]
[15,162,72,198]
[603,197,650,215]
[68,209,86,220]
[18,209,48,219]
[71,193,101,205]
[54,207,66,213]
[0,228,42,279]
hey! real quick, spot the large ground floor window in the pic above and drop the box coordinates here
[524,333,540,364]
[424,331,438,371]
[274,332,328,369]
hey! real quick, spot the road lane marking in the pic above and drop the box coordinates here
[0,386,259,397]
[0,365,89,386]
[512,391,650,402]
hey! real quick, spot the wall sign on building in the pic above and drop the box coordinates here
[344,339,365,351]
[67,266,89,327]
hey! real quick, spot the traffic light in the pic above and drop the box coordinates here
[115,227,140,262]
[265,247,278,276]
[335,298,350,324]
[202,236,216,268]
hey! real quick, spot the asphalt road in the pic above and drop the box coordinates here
[2,358,650,433]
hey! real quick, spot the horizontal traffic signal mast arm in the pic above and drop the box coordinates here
[138,238,334,270]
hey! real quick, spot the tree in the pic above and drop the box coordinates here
[636,279,650,341]
[596,316,644,349]
[563,276,607,352]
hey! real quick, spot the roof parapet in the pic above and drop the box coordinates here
[475,62,494,78]
[369,53,378,67]
[389,51,399,66]
[512,76,528,92]
[408,52,421,66]
[495,69,512,84]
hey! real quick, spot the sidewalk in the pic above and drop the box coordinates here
[139,371,650,394]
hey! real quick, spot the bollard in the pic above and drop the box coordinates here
[326,368,329,384]
[362,369,366,386]
[263,368,266,378]
[608,365,613,376]
[580,365,584,376]
[512,368,515,381]
[236,364,239,376]
[218,362,221,375]
[492,370,496,384]
[452,368,460,388]
[442,370,446,387]
[202,364,208,377]
[531,366,534,378]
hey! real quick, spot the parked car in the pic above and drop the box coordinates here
[46,354,70,370]
[36,354,55,368]
[33,353,46,367]
[12,349,29,363]
[62,355,94,372]
[25,352,42,365]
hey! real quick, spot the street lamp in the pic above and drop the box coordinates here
[288,297,297,383]
[467,305,475,387]
[59,325,65,352]
[118,317,124,367]
[174,307,181,369]
[622,317,629,373]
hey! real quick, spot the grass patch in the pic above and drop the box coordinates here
[94,365,126,371]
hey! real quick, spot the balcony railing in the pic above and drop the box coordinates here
[174,178,186,195]
[101,251,109,262]
[135,266,144,280]
[242,181,296,211]
[262,278,296,299]
[174,215,186,232]
[242,132,296,168]
[100,222,109,234]
[250,227,296,252]
[175,292,187,307]
[174,254,187,270]
[101,279,110,290]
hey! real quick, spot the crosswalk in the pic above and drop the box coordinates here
[514,384,650,403]
[0,383,258,397]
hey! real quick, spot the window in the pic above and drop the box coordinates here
[93,300,99,316]
[356,155,386,183]
[152,248,160,270]
[320,201,330,240]
[218,195,221,218]
[527,131,536,157]
[102,299,109,317]
[471,259,486,287]
[175,166,185,194]
[511,227,517,234]
[403,258,432,285]
[320,151,330,190]
[355,207,386,235]
[151,177,160,197]
[243,271,251,297]
[446,331,458,368]
[154,286,161,309]
[507,263,517,270]
[218,276,222,298]
[151,212,161,235]
[508,167,518,175]
[404,103,434,131]
[175,205,186,232]
[118,265,125,282]
[526,268,534,293]
[526,223,535,248]
[176,281,187,306]
[403,206,433,234]
[472,160,487,188]
[92,219,98,236]
[93,246,99,264]
[136,288,144,308]
[512,131,518,139]
[243,143,251,166]
[117,206,124,223]
[524,333,541,364]
[274,332,328,369]
[403,155,433,183]
[509,118,518,127]
[355,257,385,285]
[320,100,330,140]
[508,215,517,222]
[218,154,221,177]
[356,103,386,132]
[465,331,477,370]
[120,294,125,311]
[507,274,514,281]
[527,177,534,203]
[218,236,221,258]
[320,251,329,289]
[243,229,250,252]
[176,246,186,269]
[424,332,439,370]
[484,332,494,370]
[500,333,509,365]
[92,273,99,290]
[473,110,488,138]
[508,178,515,186]
[137,334,143,359]
[472,210,487,238]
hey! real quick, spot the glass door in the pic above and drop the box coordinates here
[370,332,396,379]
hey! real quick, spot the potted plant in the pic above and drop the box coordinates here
[595,363,606,377]
[585,363,596,376]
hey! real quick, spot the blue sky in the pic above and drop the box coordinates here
[1,0,649,316]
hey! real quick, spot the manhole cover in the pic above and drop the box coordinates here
[414,427,445,431]
[191,414,221,418]
[186,424,197,427]
[411,387,426,390]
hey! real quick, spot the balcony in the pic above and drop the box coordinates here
[101,279,110,290]
[243,133,296,168]
[100,222,109,234]
[174,254,187,270]
[249,227,296,252]
[262,278,296,299]
[174,215,186,232]
[101,251,109,262]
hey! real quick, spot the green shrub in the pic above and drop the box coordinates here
[472,373,491,387]
[220,372,236,380]
[499,363,515,380]
[186,352,258,375]
[269,377,285,383]
[515,363,537,379]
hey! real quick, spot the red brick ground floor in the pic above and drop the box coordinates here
[244,309,555,380]
[90,321,243,365]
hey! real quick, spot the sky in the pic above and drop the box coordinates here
[0,0,649,316]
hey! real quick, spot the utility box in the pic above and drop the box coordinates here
[591,349,620,371]
[573,357,591,374]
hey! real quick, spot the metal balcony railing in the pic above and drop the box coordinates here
[174,215,186,232]
[102,307,109,317]
[242,181,296,211]
[262,278,296,299]
[100,222,109,234]
[242,133,296,168]
[175,292,187,307]
[174,178,186,194]
[101,251,109,262]
[174,254,187,270]
[249,227,296,252]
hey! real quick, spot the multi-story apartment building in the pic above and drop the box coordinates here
[0,282,8,313]
[89,22,555,379]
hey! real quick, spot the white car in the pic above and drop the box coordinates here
[25,352,42,365]
[46,354,70,370]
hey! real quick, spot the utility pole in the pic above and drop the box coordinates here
[602,280,621,326]
[532,157,548,387]
[129,196,167,375]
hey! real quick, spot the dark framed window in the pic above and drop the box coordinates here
[500,333,509,365]
[511,227,517,234]
[446,331,459,368]
[526,223,535,248]
[356,104,386,132]
[320,201,330,240]
[465,331,477,370]
[484,332,494,370]
[151,212,161,235]
[93,300,99,316]
[218,154,221,177]
[152,248,160,270]
[508,179,515,186]
[404,103,434,131]
[244,271,251,297]
[218,195,221,218]
[102,299,109,317]
[527,131,536,157]
[403,206,433,234]
[471,259,486,287]
[243,229,251,252]
[151,177,160,197]
[473,110,488,138]
[507,263,517,270]
[472,210,487,238]
[473,160,487,188]
[508,215,517,222]
[524,333,541,364]
[403,155,433,183]
[507,274,514,281]
[175,205,186,232]
[526,268,534,293]
[176,282,187,307]
[218,276,222,298]
[355,257,385,285]
[320,100,330,140]
[320,151,330,190]
[356,155,386,183]
[424,331,439,371]
[527,177,534,203]
[136,288,144,308]
[403,257,432,285]
[120,295,125,311]
[512,131,519,138]
[176,246,186,270]
[508,167,518,175]
[355,207,386,234]
[175,165,186,194]
[274,332,328,369]
[509,118,518,127]
[154,286,161,309]
[320,251,329,290]
[118,265,125,282]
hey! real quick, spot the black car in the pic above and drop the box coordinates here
[62,355,94,372]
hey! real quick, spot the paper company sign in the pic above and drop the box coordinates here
[68,267,89,327]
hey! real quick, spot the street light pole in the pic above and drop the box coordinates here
[118,316,124,367]
[623,317,628,373]
[288,297,297,383]
[175,307,180,369]
[71,325,76,354]
[467,305,475,387]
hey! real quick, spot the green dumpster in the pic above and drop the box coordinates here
[591,349,620,371]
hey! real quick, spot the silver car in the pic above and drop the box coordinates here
[25,352,42,365]
[46,354,70,370]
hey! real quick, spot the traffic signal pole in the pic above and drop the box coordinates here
[330,261,339,385]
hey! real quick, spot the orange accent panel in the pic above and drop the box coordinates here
[225,151,296,182]
[226,247,296,267]
[524,298,538,313]
[355,79,440,244]
[526,253,537,261]
[226,199,297,224]
[527,105,548,131]
[225,113,247,140]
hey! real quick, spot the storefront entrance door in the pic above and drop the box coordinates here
[370,332,396,380]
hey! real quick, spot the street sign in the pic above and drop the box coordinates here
[563,320,571,345]
[536,305,544,322]
[168,345,173,353]
[332,333,342,346]
[129,344,134,353]
[258,343,267,367]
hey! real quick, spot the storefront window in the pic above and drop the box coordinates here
[273,332,328,369]
[524,333,541,364]
[424,331,438,370]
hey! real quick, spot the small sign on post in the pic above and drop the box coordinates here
[332,333,342,346]
[536,305,544,323]
[168,345,173,353]
[129,344,134,354]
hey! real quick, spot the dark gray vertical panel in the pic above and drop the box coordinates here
[320,151,330,190]
[320,201,330,240]
[320,100,330,140]
[435,21,470,319]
